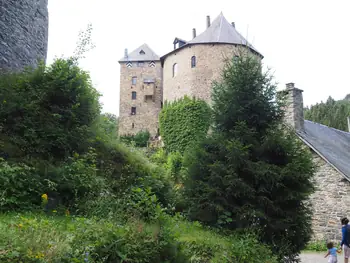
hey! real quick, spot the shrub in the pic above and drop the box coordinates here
[0,159,44,212]
[0,58,101,161]
[184,51,315,262]
[120,130,150,147]
[159,96,211,153]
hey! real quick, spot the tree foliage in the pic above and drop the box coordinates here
[159,96,211,153]
[184,52,315,262]
[0,59,101,161]
[304,95,350,131]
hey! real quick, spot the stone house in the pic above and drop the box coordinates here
[118,12,262,137]
[281,83,350,241]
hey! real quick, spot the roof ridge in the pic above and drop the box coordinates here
[218,13,224,42]
[305,120,350,134]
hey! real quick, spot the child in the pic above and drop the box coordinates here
[325,242,341,263]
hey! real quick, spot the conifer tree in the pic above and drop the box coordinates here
[184,50,315,262]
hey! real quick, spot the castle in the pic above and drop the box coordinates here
[118,13,262,137]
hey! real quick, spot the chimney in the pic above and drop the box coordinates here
[192,28,196,39]
[279,82,305,131]
[124,48,128,59]
[206,15,211,28]
[347,117,350,132]
[231,22,235,28]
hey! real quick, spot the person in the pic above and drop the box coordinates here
[340,217,350,263]
[324,242,341,263]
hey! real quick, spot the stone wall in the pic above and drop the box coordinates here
[162,44,260,103]
[310,151,350,241]
[118,61,162,137]
[0,0,49,72]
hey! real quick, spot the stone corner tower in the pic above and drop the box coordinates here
[0,0,49,72]
[118,44,162,137]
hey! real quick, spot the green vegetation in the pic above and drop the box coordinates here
[304,95,350,131]
[159,96,211,153]
[120,130,151,147]
[304,240,327,252]
[183,52,315,262]
[0,26,315,261]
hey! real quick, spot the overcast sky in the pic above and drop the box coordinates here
[47,0,350,115]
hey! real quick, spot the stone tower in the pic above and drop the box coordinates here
[161,12,263,103]
[118,44,162,137]
[0,0,49,72]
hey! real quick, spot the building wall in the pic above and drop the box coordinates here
[310,152,350,241]
[118,61,162,137]
[163,44,259,103]
[0,0,48,72]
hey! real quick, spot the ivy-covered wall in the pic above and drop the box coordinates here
[159,96,211,153]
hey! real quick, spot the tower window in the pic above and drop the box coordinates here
[191,56,196,68]
[131,91,137,100]
[139,50,145,55]
[131,107,136,115]
[132,77,137,85]
[173,63,178,77]
[132,123,135,128]
[138,61,144,67]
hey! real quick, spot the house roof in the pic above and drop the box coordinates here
[119,43,160,62]
[297,120,350,181]
[161,12,262,62]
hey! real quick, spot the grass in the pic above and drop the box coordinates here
[0,212,278,263]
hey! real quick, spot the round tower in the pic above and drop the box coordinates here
[0,0,49,72]
[161,13,263,103]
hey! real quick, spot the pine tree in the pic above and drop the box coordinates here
[184,51,315,262]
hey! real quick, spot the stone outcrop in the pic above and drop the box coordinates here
[0,0,49,72]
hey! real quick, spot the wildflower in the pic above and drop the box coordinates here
[41,193,48,201]
[52,210,57,213]
[18,223,23,228]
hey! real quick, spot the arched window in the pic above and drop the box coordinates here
[191,56,196,68]
[131,91,136,100]
[173,63,178,77]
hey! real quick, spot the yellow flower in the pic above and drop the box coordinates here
[41,193,48,200]
[52,210,57,213]
[18,223,23,228]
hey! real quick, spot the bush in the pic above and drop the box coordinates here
[0,159,44,212]
[120,130,150,147]
[159,96,211,153]
[0,58,101,161]
[184,52,315,262]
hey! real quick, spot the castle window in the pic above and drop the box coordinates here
[191,56,196,68]
[132,77,137,85]
[139,50,145,55]
[145,95,153,102]
[131,107,136,115]
[173,63,178,77]
[131,91,137,100]
[138,61,144,67]
[132,123,135,128]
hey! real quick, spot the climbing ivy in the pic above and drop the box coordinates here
[159,96,211,153]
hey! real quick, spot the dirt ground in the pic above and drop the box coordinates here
[300,252,344,263]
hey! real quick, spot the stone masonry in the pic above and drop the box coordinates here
[310,153,350,241]
[163,44,258,104]
[0,0,49,72]
[118,61,162,137]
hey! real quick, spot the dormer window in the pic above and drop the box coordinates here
[139,50,145,55]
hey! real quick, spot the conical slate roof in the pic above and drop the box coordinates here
[161,13,262,61]
[189,12,259,54]
[119,43,160,62]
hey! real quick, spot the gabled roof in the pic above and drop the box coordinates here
[161,12,262,62]
[297,120,350,181]
[119,43,160,62]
